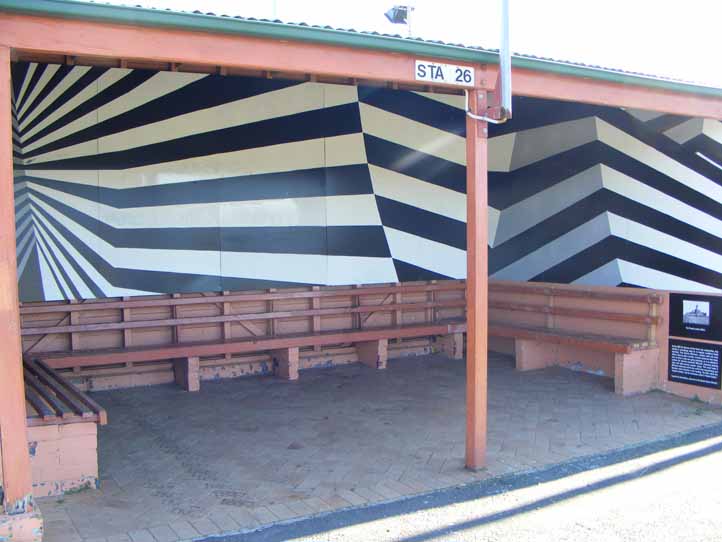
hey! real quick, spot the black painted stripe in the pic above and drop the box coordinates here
[29,188,389,256]
[531,237,722,289]
[24,102,362,170]
[393,258,452,282]
[18,245,45,303]
[16,64,47,115]
[19,66,109,138]
[11,62,30,103]
[684,134,722,170]
[364,134,466,194]
[358,86,465,136]
[23,74,300,158]
[17,65,73,125]
[490,189,722,274]
[21,69,155,149]
[32,216,83,299]
[35,238,71,300]
[489,141,722,220]
[20,164,372,207]
[643,113,689,134]
[375,195,466,250]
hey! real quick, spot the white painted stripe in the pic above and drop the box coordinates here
[16,64,60,120]
[33,221,69,300]
[21,68,132,144]
[18,66,92,132]
[602,165,722,239]
[596,117,722,203]
[384,226,466,279]
[28,181,381,228]
[27,133,366,188]
[16,223,35,263]
[15,63,37,109]
[608,213,722,275]
[625,108,665,122]
[492,213,612,281]
[31,211,94,299]
[572,259,623,287]
[696,152,722,171]
[663,118,704,145]
[28,199,154,298]
[492,164,604,247]
[25,70,207,159]
[31,194,222,277]
[327,255,398,285]
[16,230,36,279]
[15,212,33,238]
[369,164,465,222]
[359,102,466,165]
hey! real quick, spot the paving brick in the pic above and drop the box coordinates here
[148,525,178,542]
[128,530,155,542]
[168,521,199,540]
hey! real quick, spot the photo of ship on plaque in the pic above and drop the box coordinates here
[683,300,711,327]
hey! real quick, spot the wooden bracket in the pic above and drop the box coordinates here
[357,338,388,370]
[272,347,299,380]
[437,332,464,360]
[173,356,200,392]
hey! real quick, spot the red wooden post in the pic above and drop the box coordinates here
[0,45,34,513]
[465,89,489,470]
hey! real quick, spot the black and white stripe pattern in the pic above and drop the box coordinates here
[11,62,722,301]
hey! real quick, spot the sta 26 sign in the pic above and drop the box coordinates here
[415,60,474,87]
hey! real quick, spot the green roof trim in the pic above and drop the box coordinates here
[2,0,722,100]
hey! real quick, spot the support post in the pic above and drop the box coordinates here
[465,89,489,471]
[0,45,34,514]
[272,347,299,380]
[173,356,200,392]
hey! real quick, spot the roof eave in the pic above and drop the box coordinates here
[1,0,721,100]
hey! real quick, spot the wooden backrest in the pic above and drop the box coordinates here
[489,280,662,343]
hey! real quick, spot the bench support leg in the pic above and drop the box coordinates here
[272,347,300,380]
[437,333,464,360]
[515,339,555,371]
[614,348,659,396]
[173,356,200,392]
[357,339,388,370]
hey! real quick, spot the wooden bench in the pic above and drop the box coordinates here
[24,359,107,426]
[487,282,663,395]
[21,282,467,391]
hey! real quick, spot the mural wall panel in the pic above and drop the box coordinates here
[11,62,722,302]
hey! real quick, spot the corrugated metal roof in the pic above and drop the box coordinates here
[2,0,722,97]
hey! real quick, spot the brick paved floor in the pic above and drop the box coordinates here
[40,353,722,542]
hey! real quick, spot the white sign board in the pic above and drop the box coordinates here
[415,60,474,87]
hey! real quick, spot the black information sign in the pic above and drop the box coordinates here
[668,339,722,389]
[669,293,722,342]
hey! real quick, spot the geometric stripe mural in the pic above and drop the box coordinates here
[11,62,722,301]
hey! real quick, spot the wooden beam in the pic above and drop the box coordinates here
[0,13,492,91]
[513,67,722,120]
[0,45,33,514]
[465,89,489,471]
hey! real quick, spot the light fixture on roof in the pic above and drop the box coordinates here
[384,5,414,36]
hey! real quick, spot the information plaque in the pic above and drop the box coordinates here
[668,339,722,389]
[669,293,722,342]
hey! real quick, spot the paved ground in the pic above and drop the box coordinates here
[211,422,722,542]
[40,353,722,542]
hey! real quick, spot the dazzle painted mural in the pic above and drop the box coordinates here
[11,62,722,302]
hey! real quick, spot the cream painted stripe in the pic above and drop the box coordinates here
[24,70,204,153]
[492,164,604,248]
[16,222,35,263]
[30,80,327,162]
[19,66,92,132]
[28,181,380,228]
[663,118,704,145]
[384,226,466,279]
[602,165,722,240]
[90,82,351,155]
[596,117,722,202]
[702,119,722,145]
[15,63,37,109]
[359,102,465,165]
[616,260,722,293]
[33,218,72,299]
[35,238,62,301]
[413,91,464,109]
[31,194,221,276]
[28,198,153,298]
[369,164,466,222]
[573,259,722,293]
[491,213,612,281]
[326,255,398,285]
[16,64,61,120]
[15,206,32,229]
[21,68,132,144]
[25,133,365,189]
[608,213,722,275]
[223,252,396,285]
[31,209,95,299]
